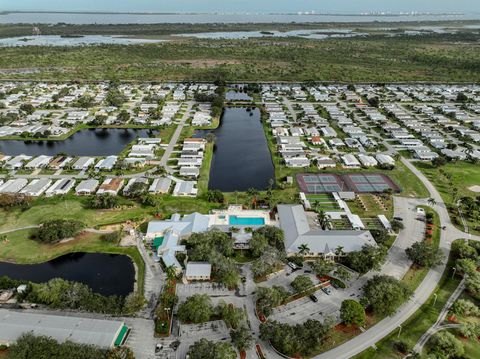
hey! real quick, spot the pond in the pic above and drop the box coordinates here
[0,252,135,296]
[0,128,158,156]
[175,29,367,40]
[196,107,274,192]
[0,35,166,47]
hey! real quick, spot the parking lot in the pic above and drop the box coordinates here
[176,282,233,300]
[269,287,342,325]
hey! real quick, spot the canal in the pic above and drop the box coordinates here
[0,252,135,296]
[198,107,274,192]
[0,128,157,157]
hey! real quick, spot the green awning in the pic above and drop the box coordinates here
[114,325,129,346]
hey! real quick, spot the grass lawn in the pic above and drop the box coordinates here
[415,161,480,234]
[415,161,480,204]
[348,194,394,219]
[0,229,146,295]
[197,142,213,195]
[0,195,220,233]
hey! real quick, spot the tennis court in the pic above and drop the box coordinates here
[297,173,400,194]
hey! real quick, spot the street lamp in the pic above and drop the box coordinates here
[433,293,438,306]
[397,325,402,338]
[452,267,457,279]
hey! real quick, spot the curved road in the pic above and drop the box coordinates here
[312,158,479,359]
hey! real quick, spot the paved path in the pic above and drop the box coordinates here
[414,279,466,352]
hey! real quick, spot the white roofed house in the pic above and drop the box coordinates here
[173,181,198,197]
[376,154,395,167]
[45,179,76,197]
[95,156,118,171]
[357,154,378,167]
[285,157,311,168]
[341,154,361,168]
[25,155,53,169]
[149,177,172,194]
[0,179,29,194]
[5,155,32,169]
[19,179,52,197]
[72,156,96,170]
[129,144,157,159]
[75,179,99,195]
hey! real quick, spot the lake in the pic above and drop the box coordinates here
[197,107,274,192]
[0,35,166,47]
[176,29,366,40]
[0,252,135,296]
[0,128,157,156]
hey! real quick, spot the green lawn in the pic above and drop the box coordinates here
[0,229,145,295]
[197,142,214,195]
[415,161,480,204]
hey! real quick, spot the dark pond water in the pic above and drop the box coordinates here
[0,252,135,296]
[196,107,274,192]
[0,128,157,156]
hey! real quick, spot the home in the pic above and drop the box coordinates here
[5,155,32,169]
[316,157,336,169]
[48,156,73,170]
[185,262,212,281]
[95,156,118,171]
[285,157,311,168]
[75,179,100,195]
[180,167,200,178]
[0,179,28,194]
[19,179,52,197]
[149,177,172,194]
[25,155,53,169]
[357,154,378,167]
[376,154,395,167]
[341,154,361,168]
[97,178,124,196]
[72,157,96,170]
[129,144,156,159]
[173,181,197,197]
[45,179,76,197]
[123,177,149,195]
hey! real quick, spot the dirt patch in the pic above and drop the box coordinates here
[468,185,480,193]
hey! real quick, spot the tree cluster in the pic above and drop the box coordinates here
[187,338,236,359]
[361,275,412,316]
[34,219,85,244]
[260,319,332,357]
[344,245,387,274]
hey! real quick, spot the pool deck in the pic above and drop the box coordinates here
[209,205,275,227]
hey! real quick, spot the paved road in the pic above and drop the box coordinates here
[313,158,476,359]
[159,102,193,173]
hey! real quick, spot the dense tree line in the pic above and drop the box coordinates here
[361,275,412,316]
[187,338,236,359]
[85,194,121,209]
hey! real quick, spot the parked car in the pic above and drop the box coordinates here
[393,216,403,221]
[309,294,318,302]
[288,262,299,270]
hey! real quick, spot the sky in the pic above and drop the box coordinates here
[1,0,479,13]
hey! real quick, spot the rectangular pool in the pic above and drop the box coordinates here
[229,216,265,226]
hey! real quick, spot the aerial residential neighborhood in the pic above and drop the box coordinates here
[1,2,480,359]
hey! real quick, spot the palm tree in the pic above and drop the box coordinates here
[246,188,260,209]
[317,210,331,230]
[427,198,436,207]
[335,246,345,257]
[165,265,177,282]
[298,243,310,257]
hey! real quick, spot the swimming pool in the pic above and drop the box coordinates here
[229,216,265,226]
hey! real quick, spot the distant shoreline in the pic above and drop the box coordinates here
[0,10,468,16]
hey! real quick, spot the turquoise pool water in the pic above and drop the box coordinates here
[229,216,265,226]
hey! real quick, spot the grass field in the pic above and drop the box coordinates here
[0,195,220,233]
[0,229,146,294]
[415,161,480,204]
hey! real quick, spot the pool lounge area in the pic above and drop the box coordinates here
[210,205,274,227]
